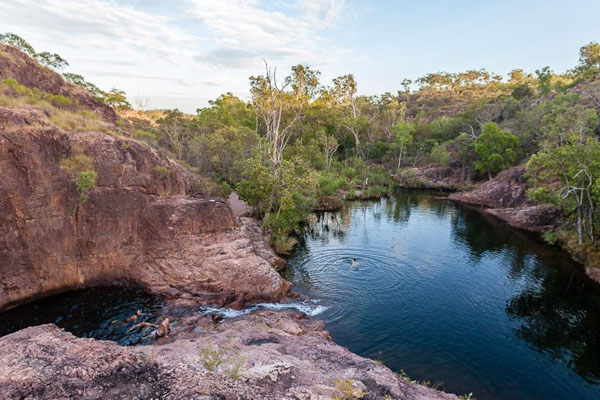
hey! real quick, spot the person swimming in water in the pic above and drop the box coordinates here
[351,258,358,269]
[128,317,170,339]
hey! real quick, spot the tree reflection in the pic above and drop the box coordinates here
[507,266,600,383]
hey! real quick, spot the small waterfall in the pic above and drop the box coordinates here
[198,300,328,319]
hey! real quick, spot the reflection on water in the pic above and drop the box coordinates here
[283,192,600,400]
[0,286,165,345]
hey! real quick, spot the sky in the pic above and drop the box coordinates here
[2,0,599,113]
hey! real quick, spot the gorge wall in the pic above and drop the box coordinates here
[0,43,289,311]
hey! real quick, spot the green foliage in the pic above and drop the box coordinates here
[474,123,520,177]
[104,87,130,109]
[332,378,366,400]
[75,170,97,203]
[542,231,560,245]
[573,41,600,80]
[3,77,73,108]
[431,142,451,167]
[198,345,228,372]
[527,136,600,244]
[191,125,258,184]
[237,156,277,216]
[63,73,105,97]
[153,165,171,179]
[0,32,68,70]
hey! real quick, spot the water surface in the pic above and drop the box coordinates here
[283,192,600,400]
[0,286,164,345]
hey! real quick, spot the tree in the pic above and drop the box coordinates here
[392,121,415,169]
[535,66,553,95]
[157,109,191,160]
[63,73,104,97]
[0,32,68,70]
[527,137,600,244]
[574,41,600,81]
[331,74,367,157]
[191,125,258,184]
[104,88,130,109]
[474,123,520,179]
[317,131,340,172]
[250,62,319,177]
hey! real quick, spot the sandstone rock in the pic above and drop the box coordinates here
[485,205,562,233]
[394,166,474,191]
[0,99,288,312]
[0,314,459,399]
[449,166,530,208]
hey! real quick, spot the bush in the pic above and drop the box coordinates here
[75,170,96,202]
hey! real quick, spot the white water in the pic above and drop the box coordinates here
[198,300,328,319]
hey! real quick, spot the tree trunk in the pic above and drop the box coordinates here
[587,188,596,244]
[397,147,403,170]
[577,203,583,245]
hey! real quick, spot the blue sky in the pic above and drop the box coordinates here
[1,0,599,112]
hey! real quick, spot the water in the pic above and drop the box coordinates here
[0,286,164,345]
[198,300,328,318]
[283,192,600,400]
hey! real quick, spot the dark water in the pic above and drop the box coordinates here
[0,286,164,345]
[283,192,600,400]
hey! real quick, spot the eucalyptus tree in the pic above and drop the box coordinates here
[249,62,320,177]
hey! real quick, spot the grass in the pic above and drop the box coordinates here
[0,78,107,132]
[332,378,366,400]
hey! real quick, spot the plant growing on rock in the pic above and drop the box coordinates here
[332,378,366,400]
[60,148,97,203]
[75,170,97,203]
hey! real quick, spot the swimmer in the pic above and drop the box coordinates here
[111,310,146,326]
[127,310,146,322]
[352,258,358,266]
[129,317,170,339]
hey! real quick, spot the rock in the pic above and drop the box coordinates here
[314,196,344,212]
[449,166,530,208]
[0,43,118,122]
[0,315,459,400]
[394,166,474,191]
[0,89,288,312]
[485,205,562,233]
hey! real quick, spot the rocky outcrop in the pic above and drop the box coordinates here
[0,43,117,122]
[0,316,458,400]
[485,205,562,233]
[449,166,530,208]
[394,166,474,191]
[449,166,561,233]
[0,119,288,311]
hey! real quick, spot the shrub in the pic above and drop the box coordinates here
[333,378,366,400]
[153,165,171,179]
[199,345,228,372]
[75,170,96,202]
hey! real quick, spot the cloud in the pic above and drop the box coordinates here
[0,0,352,111]
[186,0,348,69]
[88,71,193,87]
[0,0,196,59]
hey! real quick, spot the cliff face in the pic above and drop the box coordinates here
[0,46,288,311]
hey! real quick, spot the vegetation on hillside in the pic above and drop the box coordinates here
[2,32,600,258]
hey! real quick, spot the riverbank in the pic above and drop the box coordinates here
[393,165,600,284]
